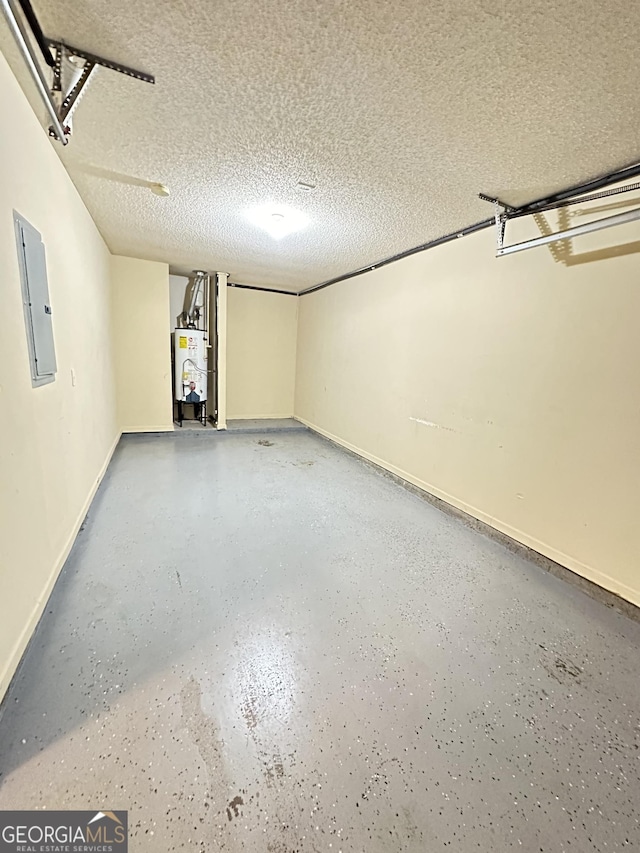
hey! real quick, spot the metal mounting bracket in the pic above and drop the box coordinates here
[478,194,511,254]
[478,192,515,214]
[46,39,155,139]
[46,39,155,85]
[493,203,507,254]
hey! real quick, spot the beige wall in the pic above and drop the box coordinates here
[0,52,120,700]
[111,256,173,432]
[227,287,298,419]
[295,210,640,606]
[169,274,189,332]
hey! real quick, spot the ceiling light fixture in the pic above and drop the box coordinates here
[245,204,309,239]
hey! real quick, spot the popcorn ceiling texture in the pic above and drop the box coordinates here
[2,0,640,291]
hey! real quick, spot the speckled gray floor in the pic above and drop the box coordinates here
[0,431,638,852]
[226,418,308,432]
[174,418,305,432]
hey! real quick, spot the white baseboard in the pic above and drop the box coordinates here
[227,413,294,420]
[122,425,174,433]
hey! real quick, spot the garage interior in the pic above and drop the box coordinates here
[0,1,639,851]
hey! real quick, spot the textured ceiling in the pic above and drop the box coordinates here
[2,0,640,292]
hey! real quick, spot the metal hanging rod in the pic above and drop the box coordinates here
[1,0,67,141]
[496,207,640,257]
[480,167,640,257]
[1,0,154,143]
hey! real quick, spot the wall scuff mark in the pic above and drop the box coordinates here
[409,417,455,432]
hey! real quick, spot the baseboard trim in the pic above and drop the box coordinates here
[122,425,174,433]
[226,414,295,420]
[0,430,122,705]
[295,416,640,618]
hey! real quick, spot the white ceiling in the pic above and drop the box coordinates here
[2,0,640,292]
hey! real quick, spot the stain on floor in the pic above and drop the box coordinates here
[226,795,244,821]
[0,430,639,852]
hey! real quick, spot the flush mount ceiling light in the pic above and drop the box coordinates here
[245,204,309,239]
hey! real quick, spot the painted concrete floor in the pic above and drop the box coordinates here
[175,418,305,433]
[226,418,307,432]
[0,431,639,852]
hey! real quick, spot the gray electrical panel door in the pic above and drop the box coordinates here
[14,213,57,385]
